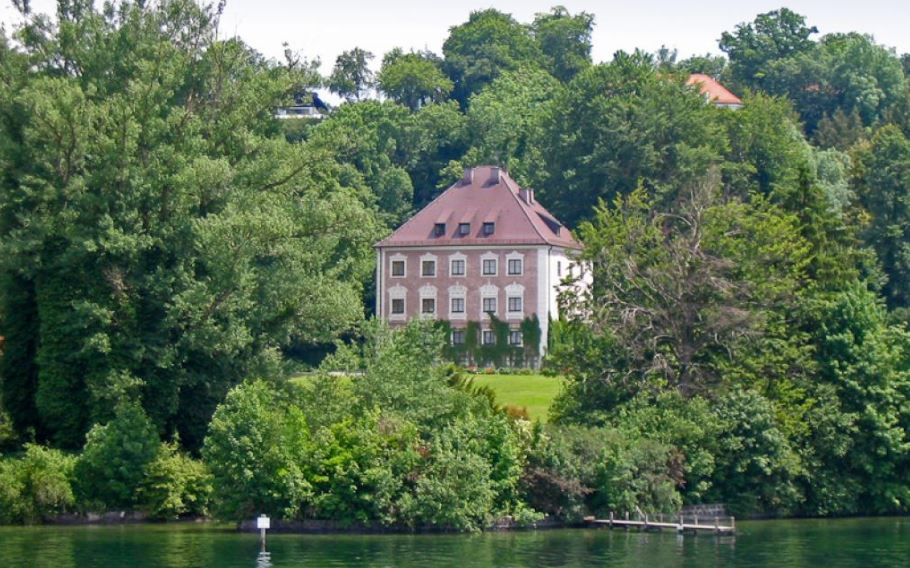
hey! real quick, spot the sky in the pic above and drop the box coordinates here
[3,0,909,75]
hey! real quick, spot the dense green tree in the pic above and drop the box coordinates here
[444,66,562,184]
[203,380,313,519]
[307,99,469,218]
[74,403,159,510]
[532,52,724,226]
[531,6,594,82]
[0,1,381,449]
[814,108,867,150]
[328,47,375,101]
[720,11,908,133]
[0,444,76,523]
[719,8,818,93]
[805,283,910,513]
[377,49,453,111]
[853,125,910,310]
[554,180,810,402]
[705,388,804,515]
[442,9,543,106]
[139,441,212,519]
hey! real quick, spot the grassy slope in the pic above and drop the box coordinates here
[468,374,566,422]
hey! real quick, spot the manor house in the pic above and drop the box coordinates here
[374,166,584,366]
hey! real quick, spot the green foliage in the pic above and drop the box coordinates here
[706,388,804,516]
[719,8,818,94]
[531,7,594,82]
[806,283,910,513]
[440,315,541,368]
[397,419,497,531]
[74,404,159,510]
[378,49,453,111]
[442,9,544,106]
[0,0,380,449]
[533,52,725,225]
[721,10,908,133]
[328,47,375,101]
[446,67,561,184]
[308,412,419,525]
[139,442,212,520]
[0,444,76,524]
[853,126,910,310]
[202,380,313,520]
[203,321,531,530]
[554,179,810,401]
[522,424,682,518]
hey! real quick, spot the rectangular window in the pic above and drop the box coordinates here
[452,329,465,345]
[509,331,523,346]
[482,330,495,345]
[458,223,470,236]
[391,260,405,277]
[391,298,405,314]
[557,260,562,277]
[507,258,522,275]
[483,259,497,276]
[482,222,495,236]
[482,297,497,314]
[451,259,465,276]
[508,297,522,312]
[421,298,435,314]
[434,223,446,237]
[451,297,465,314]
[422,260,436,277]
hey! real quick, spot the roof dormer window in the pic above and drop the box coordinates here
[433,223,446,237]
[457,223,470,236]
[482,222,495,236]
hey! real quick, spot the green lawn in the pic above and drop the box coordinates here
[289,372,565,423]
[468,373,566,422]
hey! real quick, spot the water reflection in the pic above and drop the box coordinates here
[0,518,906,567]
[255,550,272,568]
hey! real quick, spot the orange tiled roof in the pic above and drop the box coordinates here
[686,73,742,106]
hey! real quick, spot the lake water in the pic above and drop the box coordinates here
[0,517,908,567]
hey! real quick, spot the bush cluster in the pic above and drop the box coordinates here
[0,405,211,524]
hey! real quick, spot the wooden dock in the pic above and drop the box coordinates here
[585,512,735,535]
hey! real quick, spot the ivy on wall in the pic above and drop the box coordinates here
[437,313,541,368]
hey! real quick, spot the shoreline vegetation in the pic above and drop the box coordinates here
[2,1,910,532]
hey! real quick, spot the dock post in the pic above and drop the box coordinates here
[714,517,719,534]
[731,516,735,532]
[694,514,698,528]
[609,511,614,528]
[677,512,683,533]
[644,514,648,531]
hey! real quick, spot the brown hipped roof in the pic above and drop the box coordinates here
[686,73,742,106]
[376,166,581,249]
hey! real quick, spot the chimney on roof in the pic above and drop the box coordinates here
[462,167,474,185]
[519,187,534,205]
[488,167,502,185]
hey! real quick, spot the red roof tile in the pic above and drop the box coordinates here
[686,73,742,106]
[376,166,581,249]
